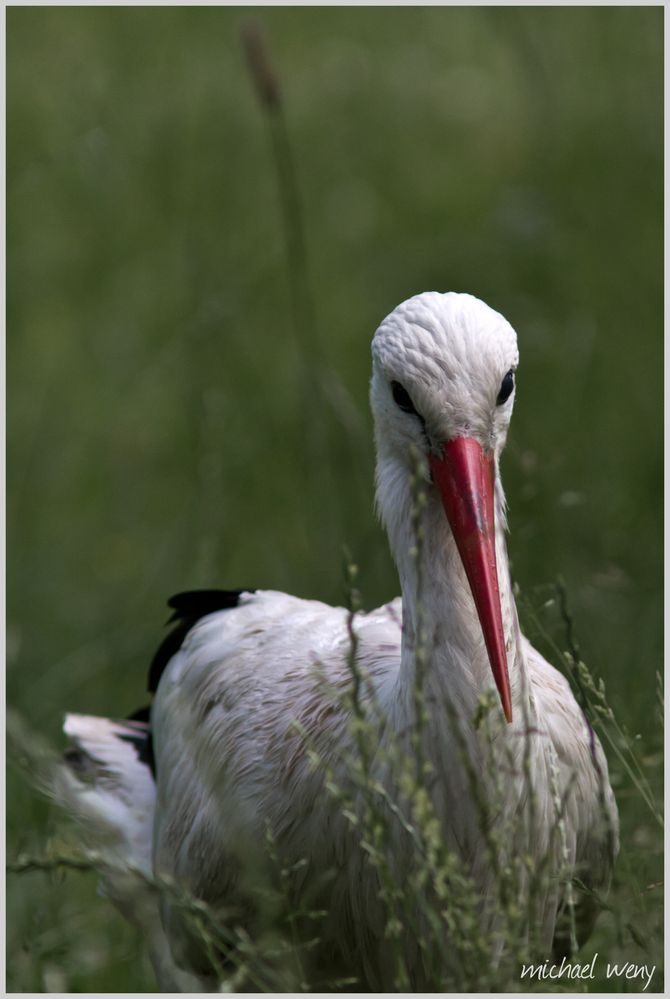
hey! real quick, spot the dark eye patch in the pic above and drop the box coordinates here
[391,380,420,417]
[496,369,515,405]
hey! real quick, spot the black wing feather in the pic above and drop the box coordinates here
[148,588,254,693]
[166,589,248,623]
[128,589,254,778]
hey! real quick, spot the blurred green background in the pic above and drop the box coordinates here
[8,7,662,992]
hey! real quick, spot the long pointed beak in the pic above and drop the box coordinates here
[428,437,513,723]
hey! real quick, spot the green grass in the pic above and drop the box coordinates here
[7,7,662,992]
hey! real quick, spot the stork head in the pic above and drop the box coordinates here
[370,291,519,722]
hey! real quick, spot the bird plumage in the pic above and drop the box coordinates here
[54,291,618,991]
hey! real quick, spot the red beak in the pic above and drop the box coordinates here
[428,437,513,724]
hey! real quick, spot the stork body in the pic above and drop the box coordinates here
[58,292,617,991]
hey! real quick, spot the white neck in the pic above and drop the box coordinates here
[376,453,528,736]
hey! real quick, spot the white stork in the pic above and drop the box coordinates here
[57,291,618,991]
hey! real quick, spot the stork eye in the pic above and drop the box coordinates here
[391,381,419,417]
[496,370,515,405]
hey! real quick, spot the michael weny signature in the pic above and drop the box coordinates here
[520,953,656,992]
